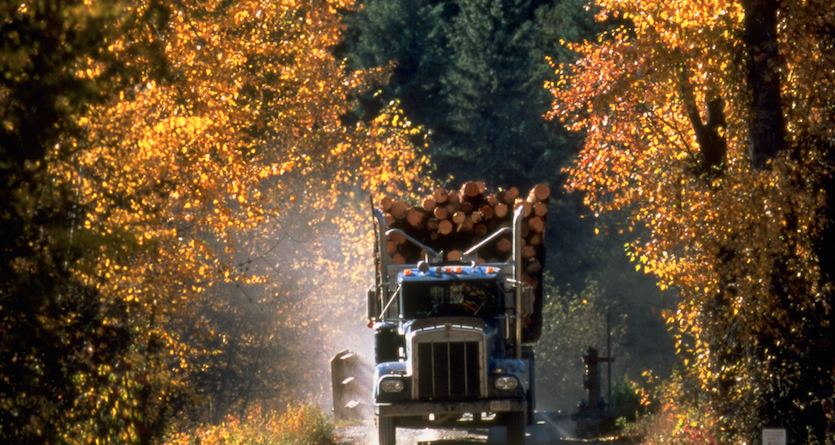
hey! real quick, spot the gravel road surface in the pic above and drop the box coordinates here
[335,412,635,445]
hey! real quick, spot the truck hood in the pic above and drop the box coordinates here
[403,316,487,333]
[402,317,501,372]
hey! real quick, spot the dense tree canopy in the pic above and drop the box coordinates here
[1,0,426,443]
[341,0,598,187]
[551,0,835,442]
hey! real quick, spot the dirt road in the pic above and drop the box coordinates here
[335,413,634,445]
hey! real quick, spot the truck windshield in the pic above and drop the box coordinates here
[400,280,500,319]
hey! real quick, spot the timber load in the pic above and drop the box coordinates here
[378,182,550,291]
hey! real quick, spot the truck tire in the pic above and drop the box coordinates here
[377,415,396,445]
[506,411,525,445]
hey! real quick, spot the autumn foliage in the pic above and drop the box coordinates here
[550,0,835,442]
[1,0,427,444]
[162,403,334,445]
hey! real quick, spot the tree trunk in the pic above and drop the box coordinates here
[741,0,786,168]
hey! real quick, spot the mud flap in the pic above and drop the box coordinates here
[506,410,525,445]
[377,415,396,445]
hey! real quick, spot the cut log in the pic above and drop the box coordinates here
[494,203,508,219]
[515,200,532,218]
[528,216,545,233]
[525,258,542,274]
[433,206,449,220]
[521,244,537,259]
[457,219,474,233]
[387,240,397,256]
[496,190,507,206]
[390,200,409,220]
[528,233,542,246]
[496,238,512,254]
[528,183,551,202]
[452,211,467,225]
[470,211,483,224]
[487,193,499,207]
[392,253,406,265]
[480,205,494,220]
[474,224,488,236]
[434,188,449,205]
[445,202,459,216]
[422,197,437,212]
[406,207,426,228]
[447,250,462,262]
[380,196,394,212]
[533,202,548,217]
[389,231,406,245]
[504,187,519,204]
[426,217,440,231]
[461,181,481,199]
[459,201,473,214]
[438,219,454,236]
[384,213,395,226]
[448,192,460,205]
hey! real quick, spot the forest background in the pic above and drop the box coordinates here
[1,0,833,445]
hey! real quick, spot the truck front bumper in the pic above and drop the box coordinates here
[375,399,524,417]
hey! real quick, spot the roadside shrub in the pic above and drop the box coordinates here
[164,403,335,445]
[611,377,648,423]
[621,370,726,445]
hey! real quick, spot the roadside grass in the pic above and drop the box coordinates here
[612,372,722,445]
[616,406,677,444]
[164,403,336,445]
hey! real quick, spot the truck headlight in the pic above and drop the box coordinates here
[380,378,404,393]
[494,376,519,390]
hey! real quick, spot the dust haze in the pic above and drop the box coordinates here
[212,191,674,424]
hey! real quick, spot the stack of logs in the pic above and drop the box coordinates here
[379,182,550,289]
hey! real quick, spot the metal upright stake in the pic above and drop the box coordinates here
[513,206,524,360]
[607,311,612,407]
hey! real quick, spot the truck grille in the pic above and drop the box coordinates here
[416,341,481,400]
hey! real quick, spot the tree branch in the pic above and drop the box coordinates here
[677,62,728,180]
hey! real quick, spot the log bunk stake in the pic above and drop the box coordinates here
[378,182,550,288]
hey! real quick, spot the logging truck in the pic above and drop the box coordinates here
[367,183,548,445]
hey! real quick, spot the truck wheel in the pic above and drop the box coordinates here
[506,411,525,445]
[377,415,396,445]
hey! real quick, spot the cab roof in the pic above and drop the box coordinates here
[397,265,503,283]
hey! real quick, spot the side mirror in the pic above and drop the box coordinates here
[366,286,379,322]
